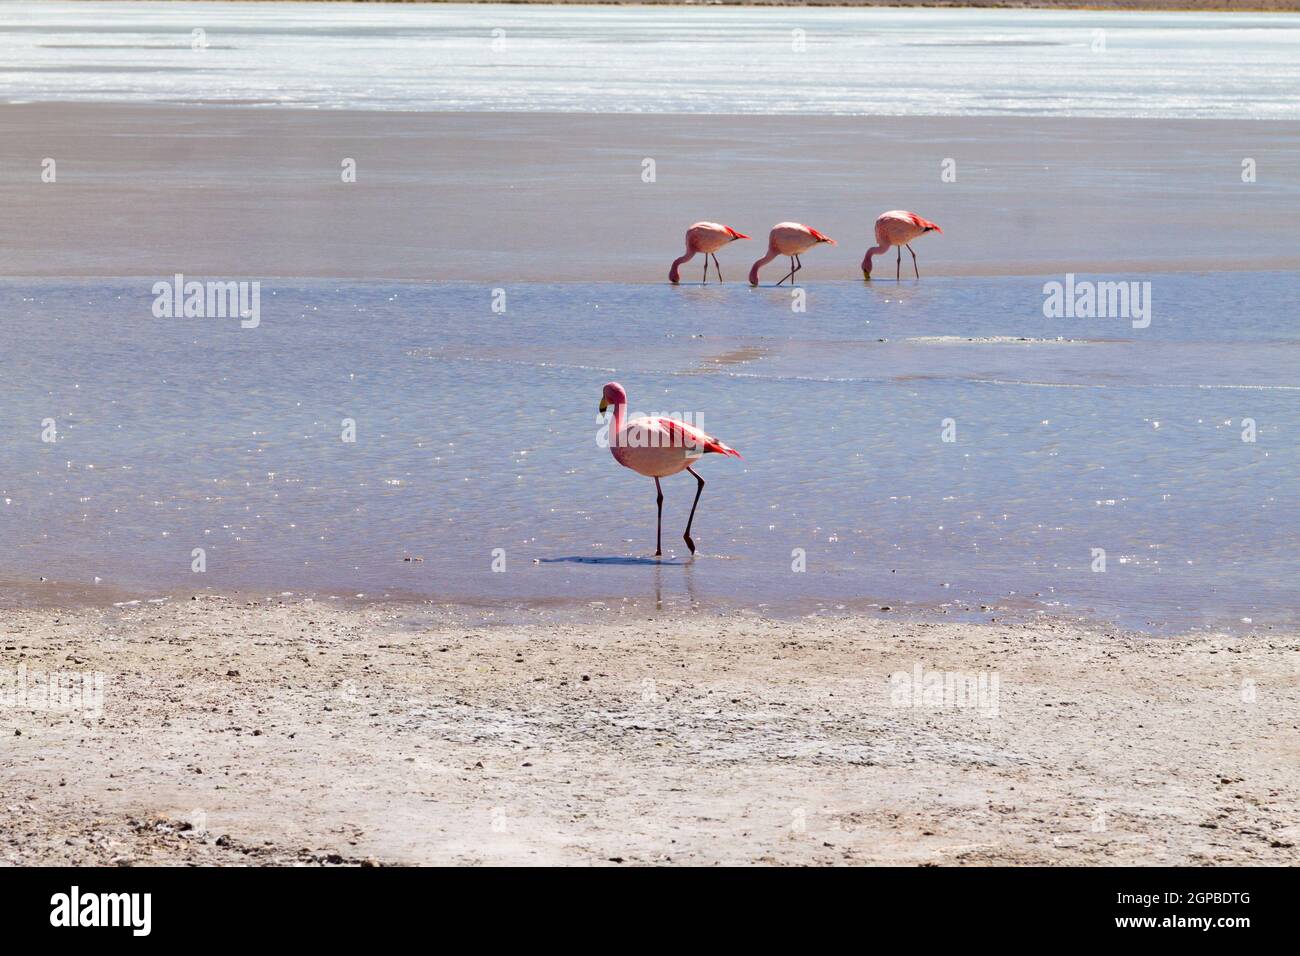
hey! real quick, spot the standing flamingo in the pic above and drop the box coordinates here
[748,222,836,286]
[862,210,942,280]
[599,382,742,557]
[669,222,750,284]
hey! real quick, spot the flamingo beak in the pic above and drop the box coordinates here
[731,232,750,241]
[863,269,871,280]
[599,397,609,414]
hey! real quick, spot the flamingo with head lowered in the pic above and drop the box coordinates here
[669,222,750,284]
[748,222,835,286]
[862,210,942,280]
[599,382,742,557]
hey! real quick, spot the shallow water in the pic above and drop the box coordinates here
[2,2,1299,118]
[1,272,1296,632]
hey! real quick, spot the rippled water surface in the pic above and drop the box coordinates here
[2,2,1299,117]
[1,273,1296,632]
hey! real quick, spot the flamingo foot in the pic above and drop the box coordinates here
[683,534,696,556]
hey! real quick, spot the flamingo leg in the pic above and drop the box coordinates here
[794,255,803,284]
[702,255,709,284]
[683,467,705,556]
[712,254,723,283]
[908,244,919,279]
[896,246,901,281]
[776,256,796,286]
[654,477,664,557]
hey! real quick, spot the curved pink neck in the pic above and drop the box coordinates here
[669,250,696,283]
[862,244,890,273]
[748,250,778,285]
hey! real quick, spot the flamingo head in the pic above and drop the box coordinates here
[599,381,627,415]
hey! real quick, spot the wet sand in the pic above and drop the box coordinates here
[2,598,1296,865]
[2,103,1297,282]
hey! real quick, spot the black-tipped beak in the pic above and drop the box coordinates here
[599,397,609,414]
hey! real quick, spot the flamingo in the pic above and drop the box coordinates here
[669,222,750,284]
[599,382,742,557]
[862,210,942,280]
[748,222,835,286]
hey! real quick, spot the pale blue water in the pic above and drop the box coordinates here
[1,2,1299,118]
[1,273,1296,632]
[1,3,1297,631]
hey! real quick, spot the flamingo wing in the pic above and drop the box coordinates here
[908,212,942,233]
[657,418,742,458]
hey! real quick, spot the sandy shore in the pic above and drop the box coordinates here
[2,104,1297,282]
[2,597,1295,865]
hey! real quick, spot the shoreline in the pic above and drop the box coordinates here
[0,577,1293,641]
[2,597,1295,865]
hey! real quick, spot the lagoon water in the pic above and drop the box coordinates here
[0,2,1296,631]
[1,273,1296,632]
[1,2,1299,118]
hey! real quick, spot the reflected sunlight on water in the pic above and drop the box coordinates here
[1,273,1296,632]
[2,3,1298,117]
